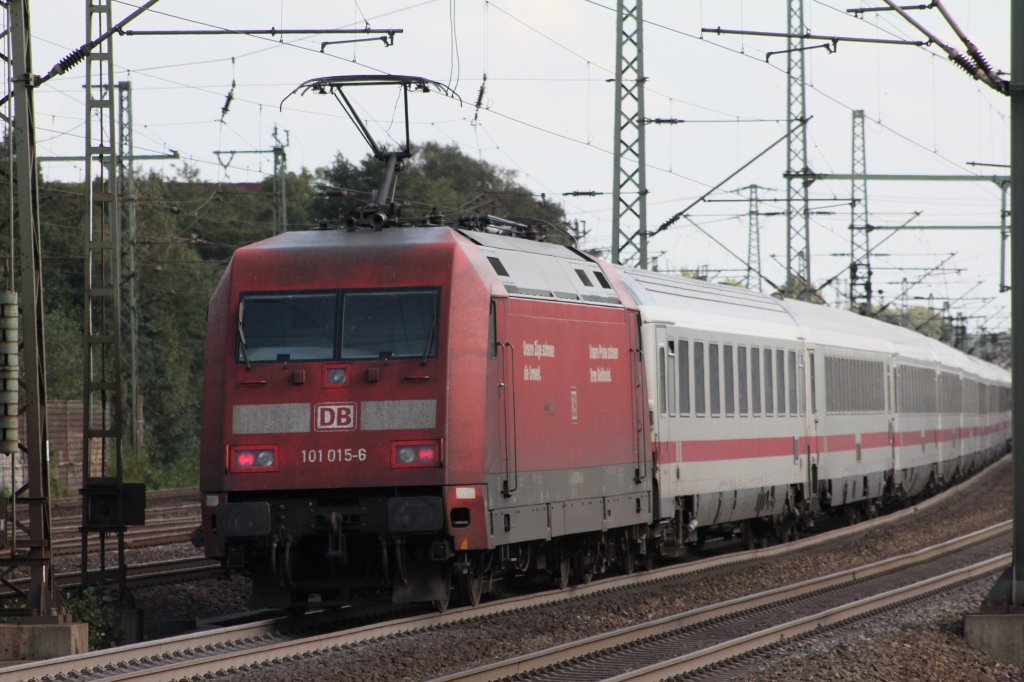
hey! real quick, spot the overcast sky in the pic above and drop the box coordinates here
[33,1,1011,331]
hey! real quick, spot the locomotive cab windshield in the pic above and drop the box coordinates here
[236,288,439,364]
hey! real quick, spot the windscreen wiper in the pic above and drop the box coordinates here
[238,300,251,369]
[421,305,437,365]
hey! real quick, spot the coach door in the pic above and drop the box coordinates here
[888,360,899,477]
[653,326,671,459]
[803,347,819,508]
[630,312,649,484]
[493,299,519,498]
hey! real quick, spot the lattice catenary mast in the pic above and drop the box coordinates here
[611,0,648,269]
[785,0,811,298]
[849,110,871,313]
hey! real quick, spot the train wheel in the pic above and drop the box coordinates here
[622,545,636,574]
[457,564,484,607]
[574,551,595,584]
[432,569,452,613]
[741,520,756,550]
[557,556,570,590]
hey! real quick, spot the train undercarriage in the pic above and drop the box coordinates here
[216,442,1009,612]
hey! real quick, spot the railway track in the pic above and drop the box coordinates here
[49,488,199,517]
[439,523,1009,681]
[2,464,1008,681]
[40,488,202,555]
[0,557,219,602]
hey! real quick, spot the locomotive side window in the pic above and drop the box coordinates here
[724,344,735,416]
[694,342,706,416]
[737,346,748,416]
[488,301,497,359]
[763,348,773,415]
[342,290,438,359]
[751,346,761,416]
[488,257,510,277]
[679,340,691,416]
[238,293,337,362]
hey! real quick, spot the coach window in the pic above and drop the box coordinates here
[809,352,817,414]
[776,349,786,416]
[751,346,761,416]
[724,344,735,415]
[738,346,748,415]
[341,289,438,359]
[763,348,773,415]
[238,292,337,362]
[667,340,677,415]
[709,344,721,416]
[658,346,667,416]
[679,340,691,416]
[694,342,706,416]
[788,351,798,416]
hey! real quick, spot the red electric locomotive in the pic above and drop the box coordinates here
[200,76,1010,613]
[199,226,651,609]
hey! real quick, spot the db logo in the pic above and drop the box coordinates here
[314,402,357,431]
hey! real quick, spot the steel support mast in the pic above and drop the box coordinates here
[116,81,139,460]
[81,0,129,591]
[785,0,811,298]
[850,110,872,313]
[611,0,648,268]
[3,0,63,621]
[745,185,764,292]
[1012,0,1024,608]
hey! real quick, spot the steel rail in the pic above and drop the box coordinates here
[616,553,1008,681]
[1,460,1006,681]
[7,519,1009,681]
[0,557,218,599]
[434,522,1010,681]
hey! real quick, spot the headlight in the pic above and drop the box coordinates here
[392,441,440,468]
[228,445,278,473]
[323,365,350,387]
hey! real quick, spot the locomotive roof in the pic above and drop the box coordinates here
[230,228,1007,385]
[458,229,623,306]
[235,225,462,254]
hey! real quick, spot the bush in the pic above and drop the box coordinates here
[64,587,122,649]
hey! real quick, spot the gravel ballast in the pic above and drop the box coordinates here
[190,457,1022,682]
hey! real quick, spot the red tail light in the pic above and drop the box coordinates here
[228,445,278,473]
[392,440,440,468]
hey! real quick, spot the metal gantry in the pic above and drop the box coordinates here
[850,110,872,313]
[785,0,812,298]
[611,0,648,268]
[213,126,289,235]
